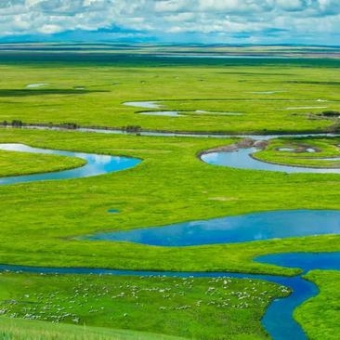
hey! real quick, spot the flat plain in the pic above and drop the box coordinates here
[1,45,340,339]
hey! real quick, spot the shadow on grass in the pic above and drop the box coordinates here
[286,81,340,85]
[0,89,109,97]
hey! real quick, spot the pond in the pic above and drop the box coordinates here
[123,101,162,109]
[139,111,183,117]
[122,101,243,117]
[86,209,340,246]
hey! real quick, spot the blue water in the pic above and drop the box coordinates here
[12,123,339,140]
[2,140,340,339]
[201,147,340,173]
[108,209,120,213]
[0,143,140,185]
[2,252,340,340]
[123,101,161,109]
[87,209,340,246]
[0,262,319,340]
[84,208,340,339]
[139,111,182,117]
[257,252,340,272]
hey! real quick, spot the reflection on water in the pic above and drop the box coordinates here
[0,143,140,185]
[257,252,340,273]
[139,111,182,117]
[201,147,340,173]
[87,210,340,246]
[1,252,340,340]
[123,101,161,109]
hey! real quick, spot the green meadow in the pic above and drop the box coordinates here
[296,271,340,340]
[0,48,340,339]
[0,53,340,134]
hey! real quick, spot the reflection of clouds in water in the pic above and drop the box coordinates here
[0,143,34,152]
[254,232,266,240]
[139,111,181,117]
[0,143,140,185]
[89,210,340,247]
[123,101,161,109]
[202,147,340,174]
[75,153,115,165]
[201,152,219,163]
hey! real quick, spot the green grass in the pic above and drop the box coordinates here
[1,52,340,339]
[0,272,287,339]
[254,138,340,168]
[1,128,340,275]
[0,149,85,177]
[295,271,340,340]
[0,56,340,134]
[0,317,185,340]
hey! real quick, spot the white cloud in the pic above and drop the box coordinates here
[0,0,339,44]
[276,0,307,12]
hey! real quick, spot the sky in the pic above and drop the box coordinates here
[0,0,340,45]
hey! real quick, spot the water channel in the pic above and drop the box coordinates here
[1,134,340,339]
[201,147,340,174]
[1,252,340,340]
[0,143,140,185]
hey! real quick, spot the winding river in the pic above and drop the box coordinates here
[201,147,340,174]
[1,138,340,339]
[0,143,141,185]
[1,253,340,340]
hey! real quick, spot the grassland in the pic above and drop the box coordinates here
[295,271,340,340]
[254,138,340,168]
[0,316,186,340]
[2,129,340,274]
[0,272,288,339]
[1,48,340,339]
[0,52,340,134]
[0,149,85,177]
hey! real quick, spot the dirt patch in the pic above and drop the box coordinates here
[200,138,269,155]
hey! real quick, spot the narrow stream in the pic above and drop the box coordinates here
[2,251,340,340]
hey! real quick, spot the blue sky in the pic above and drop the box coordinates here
[0,0,340,45]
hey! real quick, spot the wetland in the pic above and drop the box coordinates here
[1,48,340,339]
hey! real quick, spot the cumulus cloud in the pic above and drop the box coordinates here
[0,0,339,44]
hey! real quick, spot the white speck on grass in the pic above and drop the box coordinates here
[26,83,48,89]
[285,106,328,110]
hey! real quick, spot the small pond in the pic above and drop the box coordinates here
[139,111,182,117]
[123,101,162,109]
